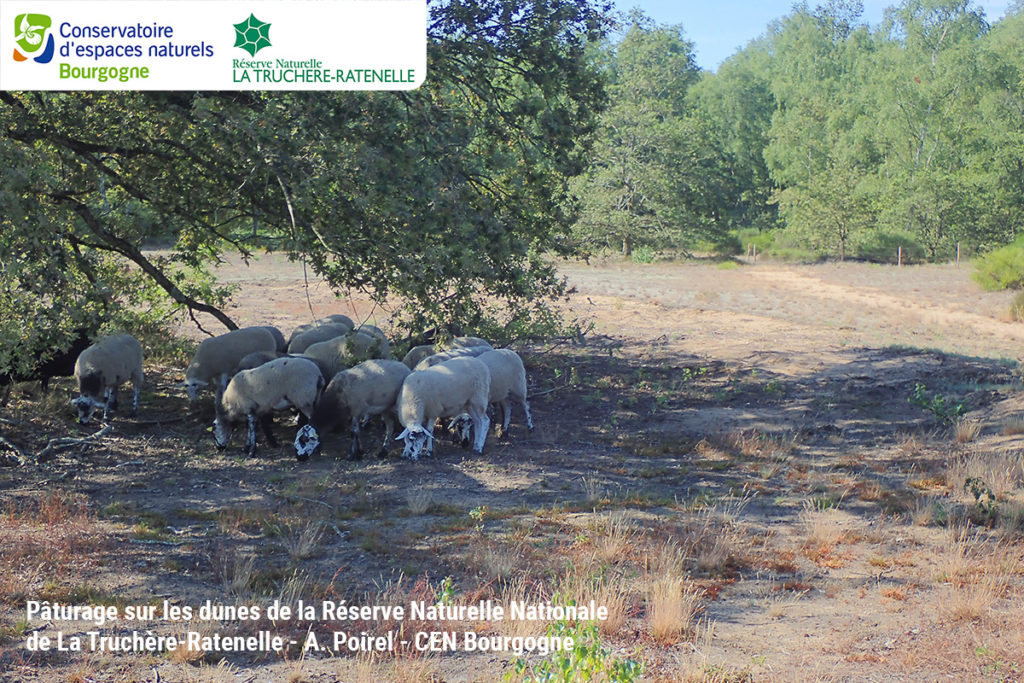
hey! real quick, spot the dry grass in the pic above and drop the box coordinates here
[278,520,325,563]
[213,551,256,598]
[799,501,845,548]
[953,418,982,444]
[496,577,547,639]
[592,511,636,565]
[894,431,925,457]
[910,496,938,527]
[938,574,1003,621]
[406,489,433,515]
[581,475,605,504]
[647,576,701,645]
[947,451,1023,499]
[1002,417,1024,436]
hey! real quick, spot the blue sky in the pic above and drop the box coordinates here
[613,1,1013,71]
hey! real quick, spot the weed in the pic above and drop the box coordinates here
[908,383,967,424]
[504,620,644,682]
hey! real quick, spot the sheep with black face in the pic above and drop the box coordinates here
[72,334,144,424]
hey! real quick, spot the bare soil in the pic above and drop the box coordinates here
[2,255,1023,682]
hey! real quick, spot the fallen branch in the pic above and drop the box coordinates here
[36,424,114,463]
[0,435,26,466]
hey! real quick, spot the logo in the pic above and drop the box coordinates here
[13,13,54,63]
[233,13,271,56]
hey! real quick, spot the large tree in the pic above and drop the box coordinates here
[0,0,612,373]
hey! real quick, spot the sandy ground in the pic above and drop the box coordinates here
[2,255,1023,682]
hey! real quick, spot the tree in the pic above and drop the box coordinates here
[571,14,728,255]
[0,0,613,374]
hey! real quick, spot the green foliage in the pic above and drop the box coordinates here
[973,241,1024,290]
[630,245,655,264]
[854,230,927,264]
[963,476,997,519]
[0,0,613,374]
[504,619,645,683]
[908,382,967,423]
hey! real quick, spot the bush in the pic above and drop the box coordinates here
[854,231,926,264]
[1010,291,1024,322]
[631,245,655,264]
[974,241,1024,291]
[734,228,776,255]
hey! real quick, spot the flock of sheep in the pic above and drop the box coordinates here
[63,314,533,462]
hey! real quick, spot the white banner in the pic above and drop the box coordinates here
[0,0,426,90]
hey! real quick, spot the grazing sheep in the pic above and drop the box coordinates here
[213,356,324,457]
[183,327,277,402]
[401,344,437,369]
[451,349,533,442]
[1,327,93,406]
[302,331,392,378]
[234,350,334,382]
[294,359,411,461]
[448,336,492,350]
[255,325,287,352]
[72,334,144,424]
[396,356,491,460]
[413,345,492,371]
[354,324,388,342]
[287,322,352,354]
[318,314,355,329]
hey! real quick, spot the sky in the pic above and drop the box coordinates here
[613,0,1013,71]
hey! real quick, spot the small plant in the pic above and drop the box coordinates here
[908,383,967,424]
[469,505,488,534]
[631,245,655,264]
[436,576,456,606]
[504,619,644,682]
[964,477,998,519]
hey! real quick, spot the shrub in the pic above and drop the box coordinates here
[1010,291,1024,321]
[973,241,1024,291]
[854,230,926,264]
[631,245,655,264]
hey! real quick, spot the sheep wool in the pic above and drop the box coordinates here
[295,359,411,461]
[72,334,144,425]
[183,326,278,401]
[396,356,491,460]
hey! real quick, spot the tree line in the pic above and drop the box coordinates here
[573,0,1024,265]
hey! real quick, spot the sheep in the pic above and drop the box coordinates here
[450,349,533,443]
[294,359,411,461]
[72,334,144,425]
[354,324,388,342]
[302,331,392,378]
[413,345,492,371]
[255,325,287,352]
[401,344,437,369]
[287,322,352,354]
[183,326,278,402]
[317,314,355,329]
[234,350,334,382]
[213,355,324,457]
[395,356,491,460]
[1,327,93,406]
[448,336,492,350]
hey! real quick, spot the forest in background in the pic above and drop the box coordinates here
[575,0,1024,266]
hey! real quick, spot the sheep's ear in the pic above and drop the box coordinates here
[396,428,409,441]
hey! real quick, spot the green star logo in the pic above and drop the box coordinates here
[233,13,271,56]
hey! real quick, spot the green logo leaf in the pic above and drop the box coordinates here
[233,13,271,57]
[14,13,51,54]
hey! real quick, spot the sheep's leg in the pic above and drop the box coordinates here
[102,388,115,421]
[348,416,363,461]
[378,413,395,458]
[499,401,512,440]
[471,411,489,455]
[425,423,435,458]
[109,386,120,412]
[523,398,534,431]
[1,384,11,407]
[260,414,278,447]
[130,381,140,417]
[245,414,258,457]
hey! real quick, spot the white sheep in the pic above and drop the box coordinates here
[255,325,287,352]
[213,356,324,457]
[317,314,355,329]
[72,334,144,424]
[294,359,410,461]
[413,345,492,371]
[354,324,389,343]
[395,356,491,460]
[287,322,352,354]
[401,344,436,369]
[451,349,533,442]
[183,327,278,402]
[448,336,492,350]
[302,331,392,377]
